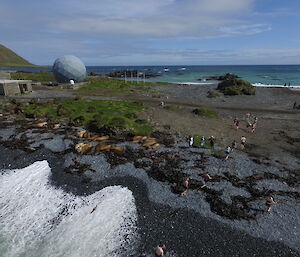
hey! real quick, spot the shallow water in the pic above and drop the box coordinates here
[0,161,138,257]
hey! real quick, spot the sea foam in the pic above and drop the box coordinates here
[0,161,138,257]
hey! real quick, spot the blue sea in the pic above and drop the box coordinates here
[2,65,300,86]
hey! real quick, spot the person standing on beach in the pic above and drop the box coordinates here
[241,136,246,149]
[200,136,205,147]
[201,173,212,188]
[266,196,276,212]
[251,122,257,133]
[189,136,194,147]
[293,102,297,109]
[231,140,237,152]
[233,117,240,130]
[225,146,231,160]
[246,112,251,121]
[181,177,189,195]
[209,136,215,149]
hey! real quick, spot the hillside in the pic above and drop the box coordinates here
[0,44,36,67]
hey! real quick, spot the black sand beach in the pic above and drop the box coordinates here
[0,145,299,257]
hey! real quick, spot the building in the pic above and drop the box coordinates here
[0,80,32,96]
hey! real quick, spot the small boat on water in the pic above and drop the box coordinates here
[179,67,186,71]
[164,67,169,72]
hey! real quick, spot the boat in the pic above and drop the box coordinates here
[179,67,186,71]
[164,67,169,72]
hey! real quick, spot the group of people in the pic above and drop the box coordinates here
[188,135,215,148]
[234,113,258,133]
[224,136,246,160]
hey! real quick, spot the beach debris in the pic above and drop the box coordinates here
[52,123,60,129]
[75,143,92,154]
[142,137,158,148]
[110,145,124,153]
[35,121,47,127]
[89,135,109,141]
[95,143,111,151]
[132,135,144,143]
[76,130,87,138]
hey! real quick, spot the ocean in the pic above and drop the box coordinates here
[1,65,300,86]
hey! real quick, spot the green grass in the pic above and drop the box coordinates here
[10,70,55,82]
[164,104,180,110]
[0,44,36,67]
[192,107,217,118]
[207,90,221,98]
[217,78,255,95]
[22,98,152,135]
[80,76,168,92]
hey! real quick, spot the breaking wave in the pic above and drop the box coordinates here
[0,161,138,257]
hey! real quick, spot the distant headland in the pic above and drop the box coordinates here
[0,44,37,67]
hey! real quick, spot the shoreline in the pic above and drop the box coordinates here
[0,145,299,256]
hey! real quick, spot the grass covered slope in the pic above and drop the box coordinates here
[0,44,35,67]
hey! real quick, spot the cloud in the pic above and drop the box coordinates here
[219,24,272,36]
[5,0,297,65]
[52,0,255,38]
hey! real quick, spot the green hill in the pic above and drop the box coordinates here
[0,44,36,67]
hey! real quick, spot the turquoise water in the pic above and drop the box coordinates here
[2,65,300,86]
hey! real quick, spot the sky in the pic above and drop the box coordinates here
[1,0,300,65]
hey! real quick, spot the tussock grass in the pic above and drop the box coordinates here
[22,98,152,135]
[10,70,55,82]
[192,107,217,118]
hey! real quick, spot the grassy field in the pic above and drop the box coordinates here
[80,76,168,93]
[10,70,55,82]
[22,98,152,135]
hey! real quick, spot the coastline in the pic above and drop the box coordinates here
[0,77,299,256]
[0,145,299,257]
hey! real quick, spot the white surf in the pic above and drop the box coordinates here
[0,161,138,257]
